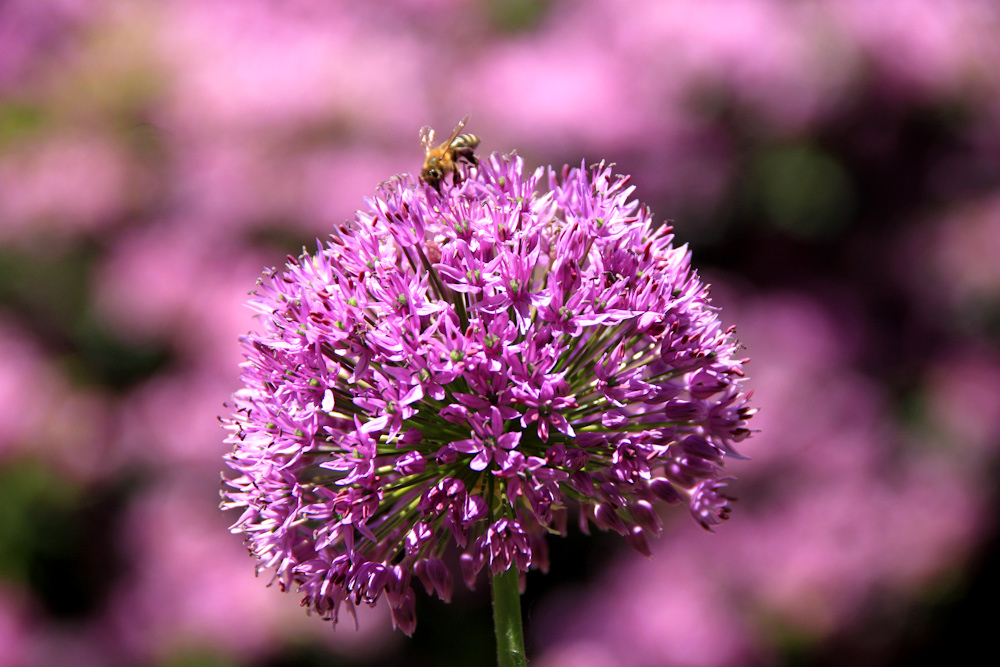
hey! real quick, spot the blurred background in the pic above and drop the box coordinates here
[2,1,999,665]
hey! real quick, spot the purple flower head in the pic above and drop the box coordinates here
[222,152,755,635]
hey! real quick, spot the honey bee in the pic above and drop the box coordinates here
[419,114,481,191]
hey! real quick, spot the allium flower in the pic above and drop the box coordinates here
[222,153,755,635]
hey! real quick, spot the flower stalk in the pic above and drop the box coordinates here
[492,566,527,667]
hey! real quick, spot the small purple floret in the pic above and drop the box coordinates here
[222,153,755,634]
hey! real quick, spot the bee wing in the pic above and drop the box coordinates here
[441,113,471,148]
[418,125,436,153]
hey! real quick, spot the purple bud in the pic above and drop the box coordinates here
[385,565,411,607]
[664,400,705,421]
[688,370,727,399]
[460,551,484,590]
[594,503,628,535]
[389,589,417,636]
[628,500,662,535]
[602,410,628,427]
[624,525,653,558]
[570,470,595,496]
[424,557,453,602]
[650,478,684,504]
[680,434,720,461]
[395,451,426,475]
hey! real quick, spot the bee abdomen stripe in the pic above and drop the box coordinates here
[453,134,481,148]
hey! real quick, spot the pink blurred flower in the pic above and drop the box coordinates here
[828,0,1000,99]
[736,458,981,637]
[0,317,112,478]
[0,0,96,91]
[156,0,428,134]
[614,0,853,129]
[108,480,397,663]
[160,140,407,236]
[928,195,1000,311]
[538,547,759,667]
[469,0,852,145]
[0,587,32,667]
[0,133,130,244]
[469,38,652,150]
[114,370,236,467]
[919,345,1000,462]
[0,318,53,457]
[93,221,270,369]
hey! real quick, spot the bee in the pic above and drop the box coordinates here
[419,114,480,191]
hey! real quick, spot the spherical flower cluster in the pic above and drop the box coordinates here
[222,153,755,635]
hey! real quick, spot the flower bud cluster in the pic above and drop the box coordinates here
[223,154,755,634]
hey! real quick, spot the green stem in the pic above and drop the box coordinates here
[491,565,527,667]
